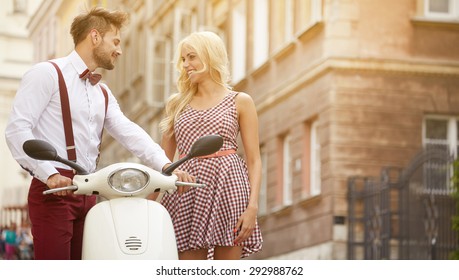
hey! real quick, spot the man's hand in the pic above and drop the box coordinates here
[46,173,73,196]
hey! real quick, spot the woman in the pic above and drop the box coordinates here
[159,31,263,260]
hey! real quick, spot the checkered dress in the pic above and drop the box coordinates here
[160,91,263,258]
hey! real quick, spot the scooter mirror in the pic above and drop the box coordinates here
[188,134,223,158]
[162,134,223,176]
[23,139,59,161]
[23,139,89,175]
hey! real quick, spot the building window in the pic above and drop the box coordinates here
[425,0,459,19]
[310,120,321,196]
[177,8,198,41]
[302,119,321,198]
[310,0,323,23]
[259,145,268,216]
[271,0,322,52]
[252,0,269,69]
[298,0,323,30]
[302,120,322,198]
[139,26,147,75]
[34,19,55,61]
[282,134,293,206]
[174,8,198,85]
[150,36,173,106]
[424,116,458,157]
[124,39,132,89]
[423,116,458,191]
[13,0,27,14]
[47,18,57,59]
[231,0,247,84]
[39,26,48,61]
[284,0,294,42]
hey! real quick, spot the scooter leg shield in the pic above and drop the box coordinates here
[81,198,178,260]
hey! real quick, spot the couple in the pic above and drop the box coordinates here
[4,7,262,260]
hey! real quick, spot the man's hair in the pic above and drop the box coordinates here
[70,7,129,46]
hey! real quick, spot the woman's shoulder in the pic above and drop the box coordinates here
[232,91,256,115]
[233,91,254,105]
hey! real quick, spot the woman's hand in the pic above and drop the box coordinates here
[172,169,195,195]
[233,205,258,245]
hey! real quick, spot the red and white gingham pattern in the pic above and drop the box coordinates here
[161,91,263,258]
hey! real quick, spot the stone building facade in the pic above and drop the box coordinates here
[0,0,42,227]
[99,0,459,259]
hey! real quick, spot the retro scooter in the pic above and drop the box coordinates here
[23,135,223,259]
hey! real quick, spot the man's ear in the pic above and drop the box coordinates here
[90,29,100,45]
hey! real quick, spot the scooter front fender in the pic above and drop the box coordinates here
[82,198,178,260]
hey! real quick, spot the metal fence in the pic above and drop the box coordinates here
[347,149,458,260]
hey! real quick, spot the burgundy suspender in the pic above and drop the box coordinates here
[97,86,108,166]
[49,61,76,162]
[48,61,108,162]
[100,86,108,115]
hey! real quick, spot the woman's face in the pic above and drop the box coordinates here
[181,46,208,84]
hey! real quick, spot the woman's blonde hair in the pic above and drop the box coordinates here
[159,31,231,135]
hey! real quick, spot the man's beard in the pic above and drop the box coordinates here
[94,45,115,70]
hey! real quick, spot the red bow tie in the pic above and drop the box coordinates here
[79,69,102,85]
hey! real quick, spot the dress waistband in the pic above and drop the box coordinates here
[179,149,236,160]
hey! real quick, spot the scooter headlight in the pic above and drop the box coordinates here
[108,168,149,194]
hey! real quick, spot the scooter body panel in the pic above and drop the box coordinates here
[82,198,178,260]
[73,163,178,199]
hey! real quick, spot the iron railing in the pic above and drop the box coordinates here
[347,149,458,259]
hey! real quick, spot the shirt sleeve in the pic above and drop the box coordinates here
[4,62,59,183]
[100,84,171,172]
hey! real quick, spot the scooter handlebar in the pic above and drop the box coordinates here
[43,185,78,195]
[175,181,206,188]
[42,182,205,196]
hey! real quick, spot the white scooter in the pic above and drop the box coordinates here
[23,135,223,260]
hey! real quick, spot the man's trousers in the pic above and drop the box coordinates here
[28,169,96,260]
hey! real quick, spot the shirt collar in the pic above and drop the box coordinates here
[69,50,90,76]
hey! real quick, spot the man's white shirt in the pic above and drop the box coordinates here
[5,50,170,182]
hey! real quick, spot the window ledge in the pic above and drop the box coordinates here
[271,204,293,217]
[411,16,459,30]
[272,40,296,62]
[296,20,324,43]
[268,194,322,216]
[298,193,322,207]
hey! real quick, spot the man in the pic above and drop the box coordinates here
[5,7,192,260]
